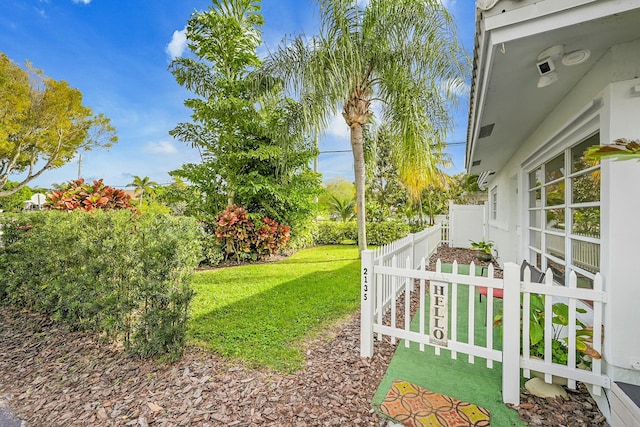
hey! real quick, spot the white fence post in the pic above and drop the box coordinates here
[502,262,521,405]
[360,250,375,357]
[411,232,416,269]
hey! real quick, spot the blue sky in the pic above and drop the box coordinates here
[0,0,474,189]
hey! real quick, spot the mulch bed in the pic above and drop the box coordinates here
[0,245,608,426]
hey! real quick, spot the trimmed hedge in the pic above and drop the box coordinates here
[0,211,201,360]
[315,221,357,245]
[315,220,410,246]
[366,221,411,246]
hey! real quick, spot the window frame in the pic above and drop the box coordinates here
[490,185,498,221]
[525,132,601,288]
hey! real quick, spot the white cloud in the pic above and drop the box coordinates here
[144,140,178,155]
[166,28,187,60]
[72,0,91,4]
[326,112,350,139]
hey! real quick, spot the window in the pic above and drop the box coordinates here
[527,133,600,288]
[490,186,497,221]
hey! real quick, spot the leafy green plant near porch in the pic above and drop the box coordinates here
[470,238,495,261]
[495,294,601,365]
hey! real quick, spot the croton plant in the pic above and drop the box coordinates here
[46,178,135,212]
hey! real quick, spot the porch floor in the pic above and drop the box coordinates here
[371,263,525,426]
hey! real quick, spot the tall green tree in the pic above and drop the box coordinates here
[155,176,202,217]
[126,175,158,204]
[316,176,354,218]
[169,0,321,235]
[0,53,117,197]
[364,125,408,222]
[264,0,467,250]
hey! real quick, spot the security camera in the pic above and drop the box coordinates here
[536,57,555,76]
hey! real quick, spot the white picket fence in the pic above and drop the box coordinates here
[520,269,607,393]
[367,225,443,322]
[360,238,609,406]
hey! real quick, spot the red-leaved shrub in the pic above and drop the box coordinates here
[215,205,290,261]
[46,178,135,212]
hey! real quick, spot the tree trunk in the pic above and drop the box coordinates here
[351,123,367,252]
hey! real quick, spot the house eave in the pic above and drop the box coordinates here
[466,0,640,176]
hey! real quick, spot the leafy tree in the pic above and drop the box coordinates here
[323,176,355,201]
[169,0,321,236]
[448,173,485,205]
[317,176,354,216]
[420,182,451,226]
[0,52,117,197]
[0,181,33,212]
[264,0,467,250]
[364,125,408,222]
[154,176,202,217]
[126,175,158,204]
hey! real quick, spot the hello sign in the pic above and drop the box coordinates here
[429,281,449,347]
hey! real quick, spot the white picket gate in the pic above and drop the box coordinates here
[360,240,609,405]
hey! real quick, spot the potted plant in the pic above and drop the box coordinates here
[470,238,495,262]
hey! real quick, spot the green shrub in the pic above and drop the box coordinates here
[315,221,357,245]
[201,231,225,267]
[366,221,411,246]
[315,220,409,246]
[288,221,318,250]
[0,211,201,361]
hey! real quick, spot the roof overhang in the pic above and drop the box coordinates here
[466,0,640,176]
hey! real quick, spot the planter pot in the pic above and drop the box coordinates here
[529,358,590,386]
[531,369,568,386]
[476,251,492,262]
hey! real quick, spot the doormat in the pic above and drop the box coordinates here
[379,380,490,427]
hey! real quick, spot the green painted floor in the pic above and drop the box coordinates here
[372,264,525,426]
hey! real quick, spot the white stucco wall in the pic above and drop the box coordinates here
[483,38,640,381]
[599,75,640,379]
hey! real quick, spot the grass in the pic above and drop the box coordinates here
[188,245,361,372]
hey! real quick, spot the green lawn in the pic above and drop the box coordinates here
[188,245,361,372]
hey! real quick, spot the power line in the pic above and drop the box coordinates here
[319,150,352,154]
[319,141,466,155]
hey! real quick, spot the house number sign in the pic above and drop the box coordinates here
[362,267,368,301]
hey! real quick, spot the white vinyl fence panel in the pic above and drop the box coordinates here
[449,201,488,248]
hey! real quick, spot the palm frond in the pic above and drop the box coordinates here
[585,138,640,162]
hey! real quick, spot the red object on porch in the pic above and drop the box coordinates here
[478,286,503,299]
[478,261,545,301]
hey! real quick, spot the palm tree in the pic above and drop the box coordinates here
[264,0,467,251]
[126,175,158,204]
[328,194,356,222]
